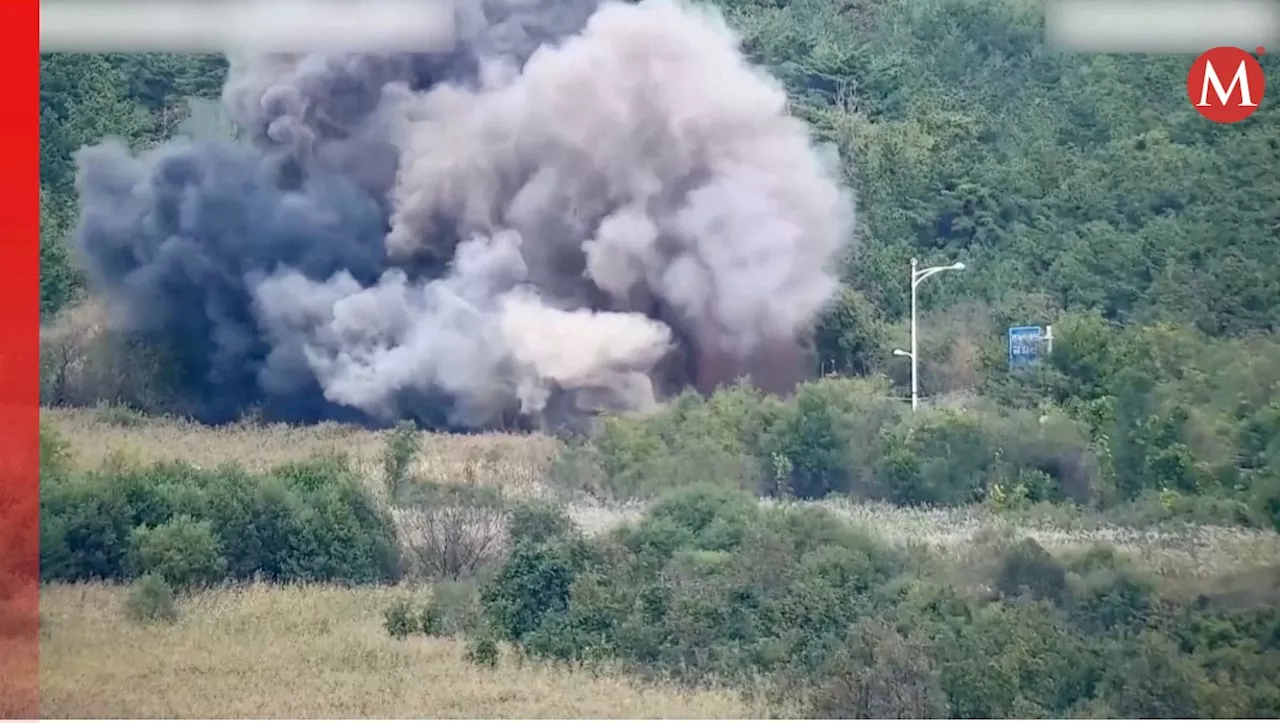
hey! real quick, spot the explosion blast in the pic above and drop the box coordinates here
[72,0,856,431]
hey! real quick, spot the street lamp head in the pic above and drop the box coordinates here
[892,348,910,357]
[952,262,966,270]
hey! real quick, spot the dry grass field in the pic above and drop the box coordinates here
[41,406,560,493]
[39,583,759,719]
[0,602,39,719]
[808,498,1280,581]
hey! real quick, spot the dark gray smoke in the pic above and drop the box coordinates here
[71,0,856,430]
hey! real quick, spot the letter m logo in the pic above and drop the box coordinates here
[1198,59,1257,107]
[1188,47,1267,123]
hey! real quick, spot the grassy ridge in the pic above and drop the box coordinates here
[41,406,557,490]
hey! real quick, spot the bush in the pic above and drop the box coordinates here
[876,408,997,506]
[1067,550,1155,635]
[130,515,227,590]
[644,484,757,547]
[551,384,776,500]
[996,537,1067,604]
[564,376,1100,509]
[480,490,903,685]
[812,287,890,377]
[420,600,443,636]
[466,633,500,668]
[481,534,594,643]
[806,618,949,719]
[383,598,417,639]
[39,423,73,482]
[39,473,139,581]
[382,420,420,499]
[93,403,149,428]
[285,470,402,583]
[761,377,901,499]
[507,499,576,549]
[40,456,401,585]
[124,574,178,623]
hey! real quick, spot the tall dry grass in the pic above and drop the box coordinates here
[0,598,38,719]
[40,583,757,719]
[41,406,560,493]
[803,498,1280,580]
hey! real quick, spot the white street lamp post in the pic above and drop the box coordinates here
[892,257,965,411]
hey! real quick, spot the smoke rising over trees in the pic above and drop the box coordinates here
[69,0,855,429]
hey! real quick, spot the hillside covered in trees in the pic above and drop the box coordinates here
[40,0,1280,330]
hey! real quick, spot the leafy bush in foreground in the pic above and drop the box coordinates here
[124,574,178,623]
[130,516,227,590]
[39,445,401,585]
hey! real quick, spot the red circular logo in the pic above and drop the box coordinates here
[1187,47,1266,123]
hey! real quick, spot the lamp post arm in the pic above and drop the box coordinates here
[913,265,954,287]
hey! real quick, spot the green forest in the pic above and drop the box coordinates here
[35,0,1280,717]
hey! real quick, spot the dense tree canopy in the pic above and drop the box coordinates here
[39,1,1278,333]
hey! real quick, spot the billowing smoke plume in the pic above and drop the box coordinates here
[72,0,856,431]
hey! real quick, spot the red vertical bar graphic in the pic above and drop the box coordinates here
[0,0,41,716]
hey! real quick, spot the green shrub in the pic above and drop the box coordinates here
[40,455,401,585]
[1252,474,1280,533]
[507,499,576,549]
[481,536,593,642]
[272,455,356,493]
[193,468,307,580]
[39,474,140,581]
[130,515,227,590]
[480,491,904,685]
[383,598,417,639]
[465,483,1280,717]
[382,420,420,499]
[1098,631,1205,718]
[996,537,1067,604]
[643,484,757,549]
[420,600,443,636]
[876,408,997,506]
[39,423,73,482]
[551,385,775,500]
[760,377,897,499]
[812,286,890,377]
[285,471,402,583]
[806,618,949,719]
[1068,560,1155,635]
[465,632,500,668]
[930,600,1102,718]
[124,574,178,623]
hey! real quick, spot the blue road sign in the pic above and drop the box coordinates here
[1008,326,1045,369]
